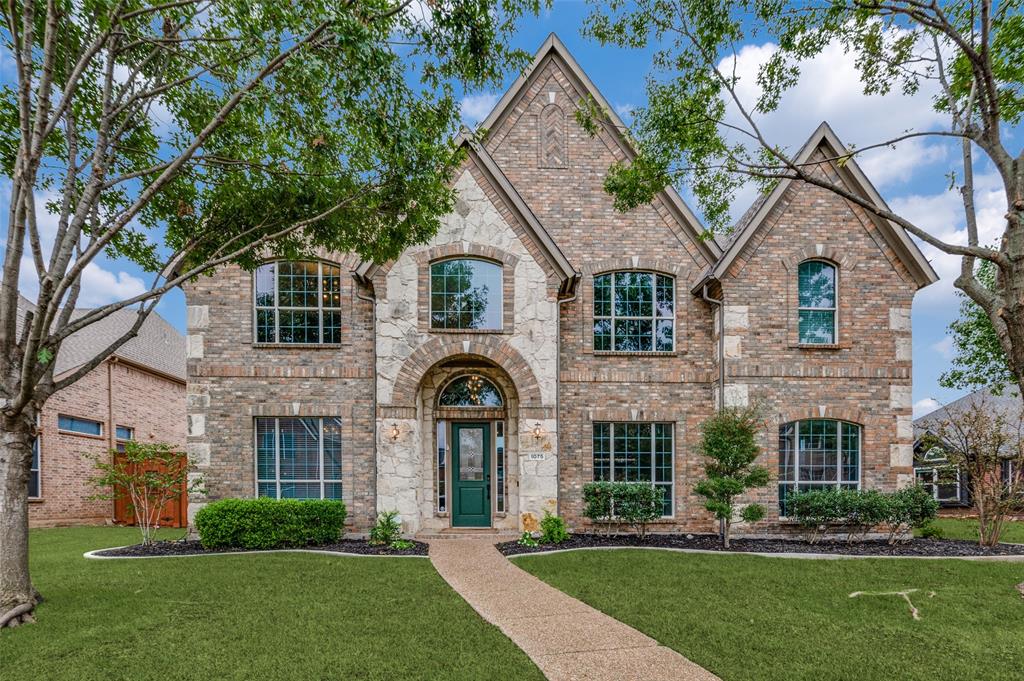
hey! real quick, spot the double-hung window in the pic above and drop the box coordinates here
[779,419,860,514]
[255,417,342,500]
[797,261,837,344]
[594,272,674,352]
[254,261,342,344]
[593,422,674,516]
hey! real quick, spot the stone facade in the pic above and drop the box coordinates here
[184,34,936,535]
[29,359,186,527]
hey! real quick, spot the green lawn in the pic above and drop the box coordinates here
[1,527,543,681]
[514,549,1024,681]
[917,517,1024,543]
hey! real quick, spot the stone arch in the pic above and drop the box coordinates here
[389,335,544,409]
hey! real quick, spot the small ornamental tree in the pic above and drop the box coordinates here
[88,441,203,547]
[920,394,1024,547]
[694,406,769,548]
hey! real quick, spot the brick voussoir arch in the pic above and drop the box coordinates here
[581,256,690,279]
[776,406,865,426]
[389,335,544,409]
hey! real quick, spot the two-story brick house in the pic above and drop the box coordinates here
[184,34,937,534]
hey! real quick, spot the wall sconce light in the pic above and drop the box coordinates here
[532,423,543,440]
[389,423,401,441]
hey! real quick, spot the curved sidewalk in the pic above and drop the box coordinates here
[428,539,719,681]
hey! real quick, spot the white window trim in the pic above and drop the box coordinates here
[29,434,41,499]
[779,419,862,516]
[593,421,675,518]
[428,257,504,331]
[253,417,342,500]
[797,259,838,345]
[593,271,675,353]
[253,261,342,345]
[115,425,135,442]
[914,465,962,503]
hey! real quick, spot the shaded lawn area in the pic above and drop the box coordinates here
[2,527,543,681]
[515,549,1024,681]
[917,517,1024,544]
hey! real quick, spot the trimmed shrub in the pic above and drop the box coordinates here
[885,485,940,544]
[582,481,615,534]
[786,488,846,543]
[195,498,346,550]
[613,482,662,540]
[369,510,402,546]
[540,511,569,544]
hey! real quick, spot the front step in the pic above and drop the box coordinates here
[416,528,520,541]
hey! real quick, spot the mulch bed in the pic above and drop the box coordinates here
[497,532,1024,558]
[93,538,429,558]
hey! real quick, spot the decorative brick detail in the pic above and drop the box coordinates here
[413,242,519,334]
[539,102,567,168]
[388,335,543,409]
[777,405,865,425]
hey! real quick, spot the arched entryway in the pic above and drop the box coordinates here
[418,358,520,531]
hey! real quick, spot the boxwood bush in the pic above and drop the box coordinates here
[787,486,937,544]
[194,498,347,550]
[582,481,662,539]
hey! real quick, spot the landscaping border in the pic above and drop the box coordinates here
[84,545,430,560]
[503,544,1024,562]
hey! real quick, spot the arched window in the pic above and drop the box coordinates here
[429,258,502,330]
[593,271,674,352]
[438,374,503,407]
[798,260,837,344]
[778,419,861,514]
[254,261,342,344]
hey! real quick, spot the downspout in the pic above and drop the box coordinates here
[701,283,725,411]
[107,357,116,522]
[555,276,580,518]
[354,280,377,532]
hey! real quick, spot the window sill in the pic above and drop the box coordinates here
[252,343,343,349]
[593,350,678,357]
[787,343,849,351]
[428,328,506,335]
[28,497,43,503]
[57,430,105,440]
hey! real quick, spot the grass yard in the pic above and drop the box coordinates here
[515,549,1024,681]
[918,517,1024,543]
[0,527,543,681]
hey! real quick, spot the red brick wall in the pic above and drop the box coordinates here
[29,360,186,527]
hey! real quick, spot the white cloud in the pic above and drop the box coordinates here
[403,0,433,28]
[858,138,948,188]
[614,102,635,120]
[77,264,147,307]
[460,92,500,127]
[913,397,941,418]
[932,335,955,360]
[890,170,1006,309]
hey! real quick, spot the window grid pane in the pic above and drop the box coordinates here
[779,419,861,515]
[429,259,502,330]
[798,261,836,344]
[594,271,674,352]
[256,417,341,500]
[254,261,342,345]
[592,422,673,517]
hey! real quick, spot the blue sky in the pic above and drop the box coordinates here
[5,1,1011,418]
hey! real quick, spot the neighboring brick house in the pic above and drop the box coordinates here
[185,34,937,534]
[24,297,187,527]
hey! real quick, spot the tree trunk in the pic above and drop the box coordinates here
[723,517,731,549]
[0,413,39,627]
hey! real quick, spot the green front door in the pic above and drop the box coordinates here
[451,422,491,527]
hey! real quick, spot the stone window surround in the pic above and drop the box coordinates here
[579,257,690,356]
[782,246,857,351]
[578,406,687,521]
[415,243,518,335]
[249,254,353,349]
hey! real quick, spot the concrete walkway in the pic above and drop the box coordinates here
[428,539,719,681]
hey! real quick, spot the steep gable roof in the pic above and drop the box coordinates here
[703,122,939,289]
[355,137,579,296]
[17,295,186,382]
[477,33,721,267]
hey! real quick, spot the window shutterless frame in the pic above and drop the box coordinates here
[796,260,838,345]
[428,257,504,331]
[593,422,675,517]
[778,419,861,516]
[252,261,342,344]
[57,414,103,436]
[593,271,675,352]
[254,417,342,500]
